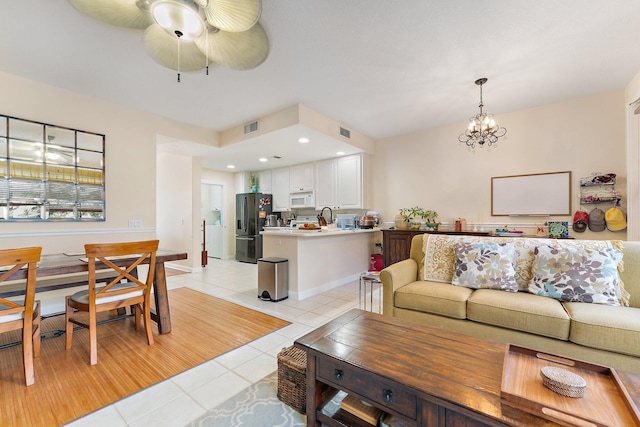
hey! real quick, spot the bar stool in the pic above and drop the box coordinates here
[359,271,382,313]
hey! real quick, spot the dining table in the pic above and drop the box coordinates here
[0,250,188,334]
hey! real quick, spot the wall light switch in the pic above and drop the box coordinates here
[128,219,142,229]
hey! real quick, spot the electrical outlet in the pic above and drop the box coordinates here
[128,219,142,229]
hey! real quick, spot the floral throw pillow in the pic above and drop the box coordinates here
[528,245,623,306]
[452,242,518,292]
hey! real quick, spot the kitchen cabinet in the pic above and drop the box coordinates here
[314,154,366,209]
[289,163,314,192]
[235,172,249,193]
[258,170,272,194]
[210,185,222,211]
[314,159,336,208]
[336,154,361,209]
[271,167,290,212]
[235,171,272,194]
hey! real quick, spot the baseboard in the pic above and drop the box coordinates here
[294,273,360,300]
[165,262,201,273]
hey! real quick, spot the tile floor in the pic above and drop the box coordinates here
[65,258,382,427]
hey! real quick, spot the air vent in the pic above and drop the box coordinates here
[244,121,259,134]
[339,127,351,139]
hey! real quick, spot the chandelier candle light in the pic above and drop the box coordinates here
[458,78,507,150]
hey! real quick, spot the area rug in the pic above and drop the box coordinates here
[0,287,290,427]
[187,371,306,427]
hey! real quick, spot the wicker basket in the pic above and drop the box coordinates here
[540,366,587,398]
[277,346,307,414]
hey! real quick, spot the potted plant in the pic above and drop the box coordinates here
[420,209,440,231]
[249,173,259,192]
[395,208,411,230]
[397,206,423,230]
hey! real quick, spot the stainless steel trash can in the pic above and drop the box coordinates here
[258,257,289,302]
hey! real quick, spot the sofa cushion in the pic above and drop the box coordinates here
[395,281,472,320]
[452,242,518,292]
[563,302,640,357]
[529,245,623,306]
[421,234,626,295]
[467,289,570,340]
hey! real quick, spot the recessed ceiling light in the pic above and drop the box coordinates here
[336,151,345,155]
[298,137,309,143]
[259,157,268,162]
[227,164,235,169]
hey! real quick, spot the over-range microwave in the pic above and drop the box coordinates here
[290,191,314,208]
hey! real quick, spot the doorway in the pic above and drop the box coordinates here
[201,183,223,259]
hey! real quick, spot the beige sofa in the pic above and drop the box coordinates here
[380,234,640,374]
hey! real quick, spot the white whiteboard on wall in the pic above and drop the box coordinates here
[491,171,572,216]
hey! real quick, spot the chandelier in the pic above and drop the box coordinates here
[68,0,269,82]
[458,78,507,150]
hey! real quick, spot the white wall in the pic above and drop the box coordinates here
[157,152,197,269]
[373,90,628,240]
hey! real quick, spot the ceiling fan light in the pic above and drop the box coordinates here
[152,0,204,39]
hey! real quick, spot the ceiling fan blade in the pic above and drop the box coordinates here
[144,24,208,72]
[196,22,268,70]
[204,0,261,33]
[68,0,154,29]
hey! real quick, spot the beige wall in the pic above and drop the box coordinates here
[1,69,635,262]
[373,90,628,240]
[157,152,197,270]
[0,71,215,260]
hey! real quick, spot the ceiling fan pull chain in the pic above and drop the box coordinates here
[176,30,183,83]
[205,30,209,76]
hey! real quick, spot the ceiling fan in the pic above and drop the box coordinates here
[68,0,269,80]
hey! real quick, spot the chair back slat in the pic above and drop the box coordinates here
[84,240,159,300]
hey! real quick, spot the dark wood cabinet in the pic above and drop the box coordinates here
[382,230,425,268]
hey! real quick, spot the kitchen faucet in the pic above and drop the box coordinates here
[320,207,333,224]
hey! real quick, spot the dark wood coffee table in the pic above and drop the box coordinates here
[295,309,640,427]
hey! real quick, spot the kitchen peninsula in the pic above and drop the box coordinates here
[261,228,379,300]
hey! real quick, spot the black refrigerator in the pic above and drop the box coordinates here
[235,192,272,263]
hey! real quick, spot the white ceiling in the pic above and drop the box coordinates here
[2,1,640,172]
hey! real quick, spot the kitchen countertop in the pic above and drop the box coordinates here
[261,227,380,236]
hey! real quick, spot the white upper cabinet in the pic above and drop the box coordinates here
[314,159,336,209]
[314,154,365,209]
[336,155,362,209]
[289,163,314,192]
[258,170,272,194]
[271,167,291,212]
[211,185,222,211]
[235,172,249,194]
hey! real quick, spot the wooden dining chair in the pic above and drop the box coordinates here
[0,246,42,386]
[65,240,159,365]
